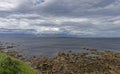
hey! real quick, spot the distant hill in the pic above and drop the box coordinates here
[0,33,36,38]
[0,33,76,38]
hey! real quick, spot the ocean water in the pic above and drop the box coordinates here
[0,38,120,57]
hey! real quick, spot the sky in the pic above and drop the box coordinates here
[0,0,120,37]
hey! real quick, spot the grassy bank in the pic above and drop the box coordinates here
[0,53,36,74]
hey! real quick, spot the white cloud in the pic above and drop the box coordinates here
[0,0,24,10]
[0,0,120,37]
[0,13,120,36]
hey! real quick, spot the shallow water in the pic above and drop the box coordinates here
[0,38,120,57]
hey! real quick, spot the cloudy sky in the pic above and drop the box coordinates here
[0,0,120,37]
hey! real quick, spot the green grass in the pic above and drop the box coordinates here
[0,53,36,74]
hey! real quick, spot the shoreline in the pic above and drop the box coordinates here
[0,44,120,74]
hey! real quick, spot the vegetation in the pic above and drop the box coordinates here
[0,53,36,74]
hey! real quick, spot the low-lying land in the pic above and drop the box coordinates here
[0,44,120,74]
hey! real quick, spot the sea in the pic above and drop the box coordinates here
[0,37,120,57]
